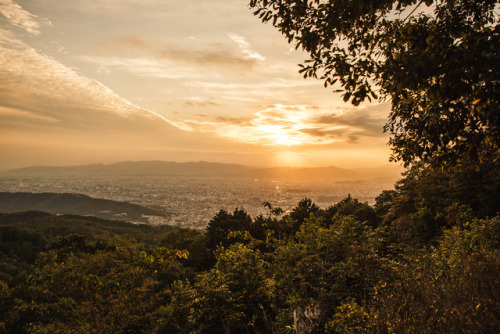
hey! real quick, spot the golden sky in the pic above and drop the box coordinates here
[0,0,393,169]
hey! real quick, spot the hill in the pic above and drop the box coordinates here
[0,211,175,243]
[0,192,168,223]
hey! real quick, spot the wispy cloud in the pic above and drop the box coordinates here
[183,97,221,108]
[81,55,206,79]
[188,79,316,91]
[95,35,262,75]
[182,79,318,104]
[0,0,51,34]
[228,33,265,61]
[0,24,256,167]
[173,107,326,146]
[0,30,176,131]
[0,105,58,123]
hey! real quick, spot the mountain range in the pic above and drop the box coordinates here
[2,161,404,182]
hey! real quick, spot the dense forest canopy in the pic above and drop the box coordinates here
[1,181,499,333]
[249,0,500,166]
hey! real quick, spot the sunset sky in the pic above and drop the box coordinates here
[0,0,394,169]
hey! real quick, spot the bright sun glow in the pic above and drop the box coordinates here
[251,105,318,146]
[257,124,304,146]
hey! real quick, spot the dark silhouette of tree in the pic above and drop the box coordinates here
[205,208,252,253]
[374,190,397,217]
[161,228,211,271]
[290,197,320,224]
[322,195,379,227]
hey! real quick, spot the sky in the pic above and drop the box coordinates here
[0,0,394,170]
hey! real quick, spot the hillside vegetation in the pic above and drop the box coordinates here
[1,160,498,333]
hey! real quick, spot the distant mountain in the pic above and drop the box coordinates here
[3,161,404,182]
[4,161,251,176]
[0,192,167,223]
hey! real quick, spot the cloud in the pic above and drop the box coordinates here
[0,28,180,132]
[175,103,390,147]
[95,35,262,74]
[183,97,221,107]
[182,79,318,104]
[0,0,51,34]
[215,116,253,126]
[81,56,205,79]
[189,78,316,91]
[0,105,58,124]
[308,105,389,139]
[228,33,265,61]
[174,105,331,146]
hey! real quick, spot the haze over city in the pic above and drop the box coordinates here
[0,0,394,170]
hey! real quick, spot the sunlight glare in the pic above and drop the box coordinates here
[275,151,305,166]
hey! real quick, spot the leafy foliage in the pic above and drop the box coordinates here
[377,217,500,332]
[383,158,500,244]
[321,194,379,227]
[206,208,253,253]
[271,215,388,331]
[192,243,276,333]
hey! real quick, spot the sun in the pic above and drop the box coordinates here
[273,133,299,146]
[255,124,305,146]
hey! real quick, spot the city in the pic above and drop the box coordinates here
[0,173,396,228]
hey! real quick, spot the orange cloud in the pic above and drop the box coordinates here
[96,35,263,74]
[0,0,51,35]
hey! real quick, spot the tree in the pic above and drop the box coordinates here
[374,190,397,217]
[206,208,253,253]
[161,228,211,271]
[382,159,500,244]
[322,195,379,227]
[377,217,500,332]
[288,198,320,231]
[249,0,499,166]
[192,243,276,333]
[272,214,388,332]
[5,235,188,333]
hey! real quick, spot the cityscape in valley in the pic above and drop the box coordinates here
[0,161,403,228]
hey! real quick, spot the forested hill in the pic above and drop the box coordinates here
[0,192,167,223]
[0,211,174,244]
